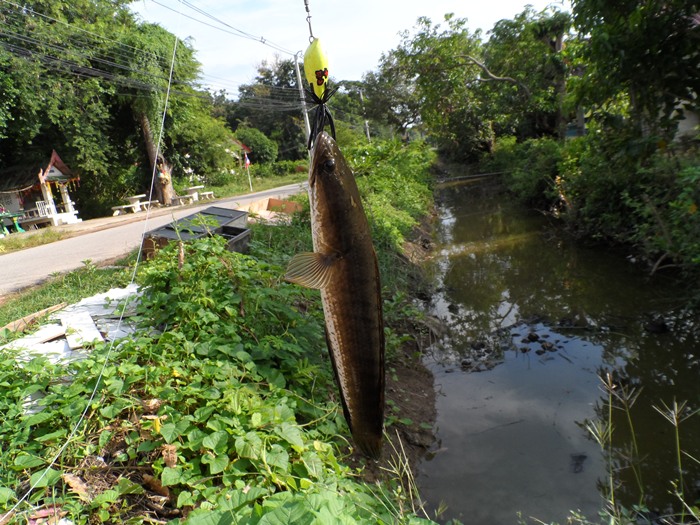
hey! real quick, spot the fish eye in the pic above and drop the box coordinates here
[322,158,335,173]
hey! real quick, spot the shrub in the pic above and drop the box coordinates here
[482,136,563,208]
[250,159,307,178]
[234,127,278,163]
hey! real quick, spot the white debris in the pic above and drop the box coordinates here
[2,285,143,415]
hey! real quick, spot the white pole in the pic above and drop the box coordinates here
[246,164,253,192]
[294,52,311,141]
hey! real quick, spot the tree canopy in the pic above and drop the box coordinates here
[570,0,700,135]
[0,0,237,216]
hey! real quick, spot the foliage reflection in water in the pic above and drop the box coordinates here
[418,180,700,525]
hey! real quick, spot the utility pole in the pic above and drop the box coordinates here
[294,52,312,142]
[359,89,371,143]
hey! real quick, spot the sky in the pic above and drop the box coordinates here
[130,0,570,96]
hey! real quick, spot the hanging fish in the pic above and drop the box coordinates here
[286,132,385,458]
[303,38,338,149]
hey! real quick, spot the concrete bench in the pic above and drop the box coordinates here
[141,200,160,210]
[111,204,138,216]
[171,195,195,206]
[200,191,214,200]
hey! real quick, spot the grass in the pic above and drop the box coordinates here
[207,171,306,197]
[0,258,136,334]
[0,227,69,255]
[528,372,700,525]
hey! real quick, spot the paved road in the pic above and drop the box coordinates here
[0,183,307,297]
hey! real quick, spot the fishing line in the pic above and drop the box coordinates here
[0,6,183,523]
[303,0,314,42]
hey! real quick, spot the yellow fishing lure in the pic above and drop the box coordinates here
[304,38,329,99]
[303,38,337,148]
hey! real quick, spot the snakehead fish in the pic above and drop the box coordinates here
[286,131,385,458]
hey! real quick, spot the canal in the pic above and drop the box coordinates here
[418,178,700,524]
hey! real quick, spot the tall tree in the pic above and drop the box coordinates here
[380,14,492,160]
[0,0,237,216]
[230,57,306,161]
[362,55,422,138]
[116,22,201,205]
[570,0,700,136]
[482,8,571,139]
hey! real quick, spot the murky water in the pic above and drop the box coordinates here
[418,180,700,524]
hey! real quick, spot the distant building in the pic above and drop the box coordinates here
[0,150,81,229]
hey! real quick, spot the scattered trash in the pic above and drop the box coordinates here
[0,284,141,415]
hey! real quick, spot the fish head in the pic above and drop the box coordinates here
[309,131,350,189]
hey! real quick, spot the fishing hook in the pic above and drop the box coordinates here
[306,86,338,149]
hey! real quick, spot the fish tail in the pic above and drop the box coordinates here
[353,432,383,460]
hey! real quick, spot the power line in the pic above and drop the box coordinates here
[0,0,169,67]
[0,37,309,112]
[153,0,296,56]
[0,24,180,85]
[0,0,320,114]
[1,0,302,97]
[0,39,206,100]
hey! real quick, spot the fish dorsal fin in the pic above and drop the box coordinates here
[285,252,336,289]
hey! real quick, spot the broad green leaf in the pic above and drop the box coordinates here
[98,429,113,449]
[106,378,124,395]
[24,411,53,426]
[29,468,61,488]
[116,478,144,495]
[161,467,183,486]
[177,490,196,508]
[93,489,120,506]
[0,487,16,505]
[258,501,313,525]
[202,431,229,454]
[194,406,216,422]
[14,453,45,469]
[35,429,67,443]
[219,486,268,511]
[202,453,229,475]
[137,440,158,453]
[182,509,235,525]
[235,432,262,459]
[301,452,324,479]
[274,422,304,451]
[202,387,221,400]
[265,445,289,472]
[161,423,180,444]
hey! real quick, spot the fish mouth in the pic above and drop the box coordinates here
[309,132,334,187]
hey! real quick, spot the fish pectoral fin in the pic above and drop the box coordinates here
[285,252,336,289]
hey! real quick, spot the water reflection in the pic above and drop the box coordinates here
[419,181,700,524]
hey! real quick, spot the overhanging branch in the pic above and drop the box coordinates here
[459,55,531,97]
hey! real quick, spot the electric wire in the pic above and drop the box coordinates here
[0,24,180,83]
[146,0,296,57]
[0,0,170,67]
[0,0,305,99]
[1,33,306,111]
